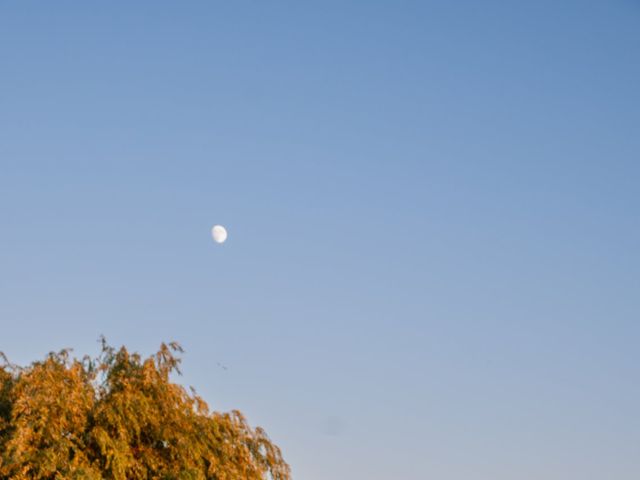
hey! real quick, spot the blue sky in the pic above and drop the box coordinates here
[1,1,639,478]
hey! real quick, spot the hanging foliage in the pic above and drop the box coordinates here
[0,340,290,480]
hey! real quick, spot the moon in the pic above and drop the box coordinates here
[211,225,228,244]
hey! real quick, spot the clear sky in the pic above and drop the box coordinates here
[1,1,639,478]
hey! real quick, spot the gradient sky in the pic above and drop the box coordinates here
[1,2,639,479]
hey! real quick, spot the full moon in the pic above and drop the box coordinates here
[211,225,228,244]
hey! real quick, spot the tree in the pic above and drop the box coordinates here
[0,340,290,480]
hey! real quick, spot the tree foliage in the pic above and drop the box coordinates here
[0,341,290,480]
